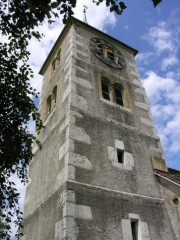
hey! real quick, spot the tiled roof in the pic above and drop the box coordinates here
[154,168,180,185]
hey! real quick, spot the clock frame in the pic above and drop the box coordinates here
[89,37,126,69]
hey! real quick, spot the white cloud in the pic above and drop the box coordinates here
[74,0,116,30]
[135,52,153,65]
[161,54,179,70]
[151,104,175,120]
[166,71,177,79]
[28,18,64,93]
[142,71,177,101]
[141,9,180,72]
[164,111,180,153]
[144,21,175,54]
[142,70,180,156]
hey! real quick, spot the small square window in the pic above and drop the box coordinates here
[117,149,124,164]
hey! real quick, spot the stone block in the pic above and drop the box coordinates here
[124,152,134,167]
[122,219,132,240]
[115,139,124,150]
[151,156,167,171]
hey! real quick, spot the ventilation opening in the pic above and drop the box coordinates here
[47,96,52,115]
[117,150,124,164]
[52,85,57,108]
[172,196,179,206]
[131,220,139,240]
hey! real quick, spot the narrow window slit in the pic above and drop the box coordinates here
[117,149,124,164]
[101,79,110,100]
[114,86,123,106]
[131,220,139,240]
[47,95,52,115]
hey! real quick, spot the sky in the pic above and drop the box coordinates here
[10,0,180,238]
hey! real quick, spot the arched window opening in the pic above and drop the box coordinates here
[101,78,110,101]
[47,95,52,116]
[114,85,123,106]
[52,86,57,109]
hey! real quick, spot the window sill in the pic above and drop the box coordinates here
[100,98,132,113]
[111,161,133,170]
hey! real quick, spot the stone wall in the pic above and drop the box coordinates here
[22,19,177,240]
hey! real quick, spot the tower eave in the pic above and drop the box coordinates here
[39,17,138,76]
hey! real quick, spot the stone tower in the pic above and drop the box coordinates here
[22,18,178,240]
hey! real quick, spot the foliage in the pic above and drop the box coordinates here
[0,0,163,239]
[0,0,44,238]
[152,0,162,7]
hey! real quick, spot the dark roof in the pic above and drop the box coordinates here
[154,168,180,185]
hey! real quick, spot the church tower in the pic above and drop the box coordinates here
[22,18,178,240]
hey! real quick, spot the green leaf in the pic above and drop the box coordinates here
[152,0,162,7]
[119,1,127,10]
[51,1,59,8]
[110,6,114,12]
[31,31,42,40]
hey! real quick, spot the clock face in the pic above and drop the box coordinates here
[89,37,126,69]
